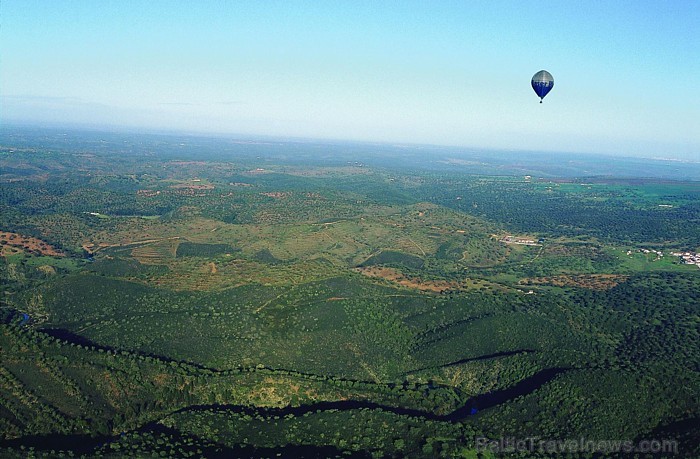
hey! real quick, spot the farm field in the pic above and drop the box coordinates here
[1,127,699,457]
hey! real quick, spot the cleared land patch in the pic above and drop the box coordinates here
[520,274,629,290]
[0,232,65,257]
[355,266,510,293]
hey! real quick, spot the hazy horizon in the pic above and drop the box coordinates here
[4,123,700,182]
[2,1,699,160]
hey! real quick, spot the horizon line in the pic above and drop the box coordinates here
[3,119,697,165]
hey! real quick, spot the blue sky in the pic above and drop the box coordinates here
[2,1,698,159]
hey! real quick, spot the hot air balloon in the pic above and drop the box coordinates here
[531,70,554,103]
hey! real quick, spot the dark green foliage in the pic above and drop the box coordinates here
[359,250,424,269]
[423,177,700,246]
[87,257,169,277]
[175,242,237,258]
[253,248,283,264]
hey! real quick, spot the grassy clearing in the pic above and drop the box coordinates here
[615,247,697,272]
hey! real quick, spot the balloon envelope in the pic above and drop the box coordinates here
[531,70,554,101]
